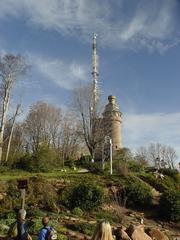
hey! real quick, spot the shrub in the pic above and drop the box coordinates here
[113,160,129,176]
[16,145,58,172]
[159,189,180,222]
[29,177,58,211]
[76,155,92,168]
[67,223,95,236]
[125,178,152,208]
[0,165,12,173]
[72,207,83,217]
[64,159,75,168]
[128,160,143,173]
[96,211,119,224]
[159,168,179,182]
[75,222,95,235]
[68,183,104,211]
[59,187,72,209]
[86,162,104,174]
[139,172,179,192]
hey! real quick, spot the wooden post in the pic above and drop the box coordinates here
[18,179,28,210]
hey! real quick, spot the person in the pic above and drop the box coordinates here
[91,220,114,240]
[8,209,33,240]
[38,216,57,240]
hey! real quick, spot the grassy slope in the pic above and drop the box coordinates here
[0,169,179,239]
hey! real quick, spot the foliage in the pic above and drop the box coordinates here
[71,207,84,217]
[76,155,104,174]
[27,177,58,211]
[113,148,133,161]
[16,145,58,172]
[96,210,119,224]
[139,172,179,192]
[125,178,152,208]
[86,162,104,174]
[70,182,103,211]
[76,155,92,168]
[128,160,144,172]
[0,165,12,173]
[64,159,75,168]
[159,188,180,222]
[67,222,95,236]
[159,168,179,182]
[61,182,104,211]
[113,160,129,176]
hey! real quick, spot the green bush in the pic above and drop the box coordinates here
[16,145,58,172]
[64,159,75,168]
[66,182,104,211]
[27,177,58,211]
[128,160,143,173]
[0,165,12,173]
[72,207,83,217]
[139,174,167,192]
[86,162,104,174]
[159,189,180,222]
[139,173,179,192]
[96,211,119,224]
[159,168,179,182]
[76,155,92,168]
[59,187,72,209]
[125,178,152,208]
[67,222,95,236]
[113,160,129,176]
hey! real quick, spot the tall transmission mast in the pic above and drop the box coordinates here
[92,33,99,119]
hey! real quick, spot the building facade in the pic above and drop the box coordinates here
[102,95,122,152]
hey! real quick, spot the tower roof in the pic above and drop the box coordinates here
[103,95,120,114]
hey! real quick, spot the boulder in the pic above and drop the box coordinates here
[0,193,6,201]
[114,226,130,240]
[126,225,152,240]
[119,229,131,240]
[148,229,169,240]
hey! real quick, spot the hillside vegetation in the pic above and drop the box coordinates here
[0,158,179,239]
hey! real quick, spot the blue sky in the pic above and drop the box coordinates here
[0,0,180,162]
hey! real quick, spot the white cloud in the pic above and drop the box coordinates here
[0,0,179,52]
[27,54,88,90]
[123,112,180,161]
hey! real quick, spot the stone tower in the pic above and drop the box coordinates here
[102,95,122,152]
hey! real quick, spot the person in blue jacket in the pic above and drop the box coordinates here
[38,217,51,240]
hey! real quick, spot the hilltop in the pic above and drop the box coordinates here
[0,162,179,239]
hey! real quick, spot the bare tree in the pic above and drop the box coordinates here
[135,146,149,167]
[165,146,177,169]
[72,83,103,159]
[5,103,21,162]
[136,143,178,169]
[58,112,82,164]
[0,54,26,163]
[24,101,62,153]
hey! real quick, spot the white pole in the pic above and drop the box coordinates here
[110,139,113,175]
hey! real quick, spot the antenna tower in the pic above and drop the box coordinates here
[92,33,99,119]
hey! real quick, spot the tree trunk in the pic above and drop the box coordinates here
[0,87,11,163]
[5,104,21,162]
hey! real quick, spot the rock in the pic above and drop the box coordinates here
[119,230,131,240]
[148,229,169,240]
[126,225,152,240]
[0,193,6,201]
[0,224,9,231]
[151,188,161,198]
[114,227,131,240]
[0,193,4,201]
